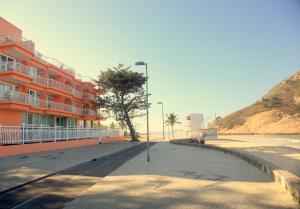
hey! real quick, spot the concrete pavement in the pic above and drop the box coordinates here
[64,142,298,209]
[0,142,137,192]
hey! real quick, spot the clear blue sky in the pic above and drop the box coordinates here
[1,0,300,132]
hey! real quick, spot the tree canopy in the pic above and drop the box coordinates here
[95,64,148,141]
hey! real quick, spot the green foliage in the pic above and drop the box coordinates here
[165,113,181,126]
[95,64,148,141]
[165,113,181,139]
[109,122,117,129]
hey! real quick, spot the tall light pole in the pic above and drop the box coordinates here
[157,102,165,140]
[135,61,150,162]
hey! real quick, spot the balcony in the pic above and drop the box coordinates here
[73,89,83,98]
[82,109,97,116]
[0,91,98,117]
[83,92,97,102]
[47,79,73,95]
[35,51,75,77]
[0,36,34,59]
[0,61,32,84]
[0,61,96,100]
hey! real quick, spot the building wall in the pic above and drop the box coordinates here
[0,109,22,126]
[0,17,22,42]
[0,17,103,127]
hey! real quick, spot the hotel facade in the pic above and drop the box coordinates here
[0,17,104,129]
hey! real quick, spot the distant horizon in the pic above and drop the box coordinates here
[1,0,300,131]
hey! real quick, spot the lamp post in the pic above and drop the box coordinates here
[135,61,150,162]
[157,102,165,140]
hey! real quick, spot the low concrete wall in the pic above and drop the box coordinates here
[0,137,125,157]
[170,139,300,205]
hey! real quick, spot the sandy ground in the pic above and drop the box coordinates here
[64,142,298,209]
[207,135,300,178]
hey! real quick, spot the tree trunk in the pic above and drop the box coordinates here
[172,125,174,140]
[124,110,138,142]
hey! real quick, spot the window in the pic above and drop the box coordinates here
[67,118,76,127]
[29,66,39,77]
[56,117,66,127]
[41,115,53,127]
[26,113,33,124]
[46,95,52,101]
[0,55,7,62]
[28,89,39,98]
[0,82,15,91]
[0,55,7,71]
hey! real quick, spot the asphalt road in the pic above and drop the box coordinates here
[0,142,155,209]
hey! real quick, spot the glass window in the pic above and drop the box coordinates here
[0,55,7,62]
[27,113,33,124]
[0,82,15,91]
[0,82,4,91]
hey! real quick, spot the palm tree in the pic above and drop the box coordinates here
[165,113,181,140]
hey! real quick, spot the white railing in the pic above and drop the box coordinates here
[0,91,98,116]
[82,109,97,116]
[0,91,32,105]
[83,92,96,101]
[73,89,83,98]
[0,61,95,100]
[32,76,47,86]
[35,50,75,76]
[0,61,31,76]
[0,35,34,52]
[0,125,120,145]
[47,79,73,93]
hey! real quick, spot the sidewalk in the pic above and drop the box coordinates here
[64,142,297,209]
[0,142,137,192]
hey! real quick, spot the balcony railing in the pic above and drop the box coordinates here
[0,61,31,76]
[73,89,83,98]
[32,76,47,86]
[0,61,97,100]
[35,51,75,76]
[83,92,96,101]
[0,35,35,52]
[47,79,73,94]
[82,109,97,116]
[0,91,98,117]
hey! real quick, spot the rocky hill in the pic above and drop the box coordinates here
[216,71,300,134]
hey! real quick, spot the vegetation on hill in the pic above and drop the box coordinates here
[216,71,300,133]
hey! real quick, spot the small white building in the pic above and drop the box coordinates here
[185,113,218,140]
[185,113,204,138]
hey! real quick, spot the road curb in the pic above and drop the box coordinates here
[170,139,300,205]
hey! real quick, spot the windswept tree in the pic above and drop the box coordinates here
[165,113,181,140]
[95,64,148,141]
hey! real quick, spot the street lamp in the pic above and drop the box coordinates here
[157,102,165,140]
[135,61,150,162]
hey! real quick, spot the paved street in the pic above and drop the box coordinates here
[64,142,298,209]
[0,143,153,209]
[0,142,137,192]
[209,135,300,178]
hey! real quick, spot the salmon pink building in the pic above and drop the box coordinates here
[0,17,104,129]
